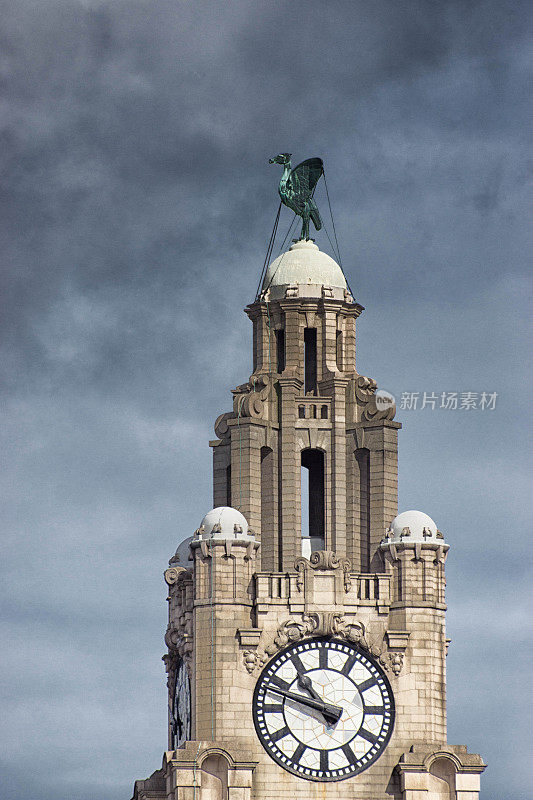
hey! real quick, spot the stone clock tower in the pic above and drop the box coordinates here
[131,239,485,800]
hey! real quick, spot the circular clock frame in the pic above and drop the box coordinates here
[171,656,191,749]
[252,637,395,782]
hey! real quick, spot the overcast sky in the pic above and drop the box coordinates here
[1,1,532,798]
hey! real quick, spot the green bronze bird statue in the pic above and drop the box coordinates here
[269,153,324,241]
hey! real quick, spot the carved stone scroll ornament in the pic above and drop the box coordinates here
[354,375,396,422]
[164,566,186,585]
[214,412,233,440]
[295,550,352,593]
[243,613,404,676]
[231,374,273,420]
[165,617,192,653]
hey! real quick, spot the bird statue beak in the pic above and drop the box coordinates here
[268,157,276,164]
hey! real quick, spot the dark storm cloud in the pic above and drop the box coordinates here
[1,1,531,798]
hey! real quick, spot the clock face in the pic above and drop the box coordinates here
[252,638,395,782]
[171,657,191,748]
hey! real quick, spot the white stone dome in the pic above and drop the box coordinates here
[170,536,193,565]
[194,506,253,540]
[261,240,348,300]
[387,510,441,543]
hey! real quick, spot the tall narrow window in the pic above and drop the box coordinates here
[301,449,325,554]
[260,447,274,545]
[304,328,317,395]
[355,448,370,571]
[275,329,285,373]
[336,330,343,371]
[225,464,232,508]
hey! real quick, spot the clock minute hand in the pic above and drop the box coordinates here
[265,684,343,724]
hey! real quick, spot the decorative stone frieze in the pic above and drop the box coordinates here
[190,536,259,560]
[294,550,352,593]
[242,612,405,677]
[381,539,449,564]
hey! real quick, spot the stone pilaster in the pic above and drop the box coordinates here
[228,419,262,537]
[277,375,303,570]
[356,420,400,571]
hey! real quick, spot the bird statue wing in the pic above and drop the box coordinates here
[290,158,324,198]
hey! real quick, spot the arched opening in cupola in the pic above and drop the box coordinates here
[355,448,370,571]
[304,328,317,395]
[260,446,274,546]
[301,448,325,556]
[275,328,285,373]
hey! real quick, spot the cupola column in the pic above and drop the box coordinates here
[320,301,343,379]
[228,418,263,538]
[280,302,304,376]
[322,375,349,554]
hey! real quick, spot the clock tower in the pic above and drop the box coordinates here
[131,237,485,800]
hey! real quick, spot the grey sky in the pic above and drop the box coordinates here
[1,1,531,798]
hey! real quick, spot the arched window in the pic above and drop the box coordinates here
[427,757,456,798]
[275,328,285,373]
[301,449,325,555]
[201,754,229,800]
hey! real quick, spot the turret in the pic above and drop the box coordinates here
[382,510,449,744]
[211,239,399,573]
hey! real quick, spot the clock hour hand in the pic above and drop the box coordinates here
[265,684,343,725]
[296,673,323,703]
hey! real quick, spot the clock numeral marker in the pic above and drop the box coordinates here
[290,653,306,675]
[358,727,378,744]
[341,654,358,675]
[270,725,290,743]
[269,674,291,692]
[364,705,385,715]
[292,742,306,764]
[357,677,378,693]
[320,749,328,772]
[341,744,358,765]
[318,646,328,670]
[263,703,284,713]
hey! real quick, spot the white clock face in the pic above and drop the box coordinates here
[171,657,191,749]
[252,638,394,781]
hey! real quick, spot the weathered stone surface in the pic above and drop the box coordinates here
[132,243,484,800]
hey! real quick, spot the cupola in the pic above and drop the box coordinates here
[261,240,351,301]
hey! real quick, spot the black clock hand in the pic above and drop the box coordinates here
[296,673,323,703]
[265,684,343,724]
